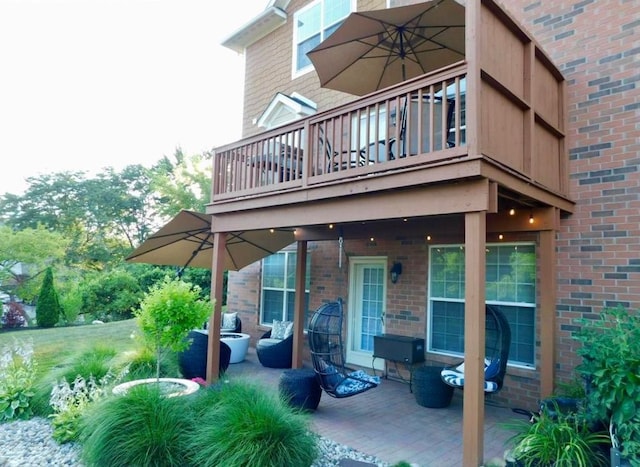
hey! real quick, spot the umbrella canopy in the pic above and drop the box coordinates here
[126,210,295,272]
[307,0,465,96]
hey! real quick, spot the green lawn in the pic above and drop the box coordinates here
[0,319,139,375]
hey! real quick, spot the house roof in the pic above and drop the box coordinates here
[221,0,290,53]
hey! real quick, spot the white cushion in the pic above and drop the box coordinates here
[271,320,293,339]
[257,338,281,349]
[221,312,237,331]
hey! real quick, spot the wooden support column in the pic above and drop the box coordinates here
[539,226,557,397]
[463,211,486,467]
[292,240,308,369]
[206,232,226,384]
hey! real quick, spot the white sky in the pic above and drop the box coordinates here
[0,0,268,195]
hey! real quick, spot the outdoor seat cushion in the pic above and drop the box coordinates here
[256,338,281,349]
[221,312,238,331]
[441,360,499,393]
[335,370,380,396]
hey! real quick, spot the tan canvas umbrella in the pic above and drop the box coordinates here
[126,210,295,273]
[307,0,465,96]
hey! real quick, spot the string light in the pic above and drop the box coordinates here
[498,234,504,240]
[529,213,534,224]
[426,235,432,241]
[509,208,515,216]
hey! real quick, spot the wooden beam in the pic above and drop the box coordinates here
[539,225,557,397]
[206,232,226,384]
[292,240,308,369]
[212,179,492,232]
[463,210,487,467]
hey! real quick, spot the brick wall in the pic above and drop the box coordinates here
[500,0,640,386]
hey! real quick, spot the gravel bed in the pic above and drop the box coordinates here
[0,418,389,467]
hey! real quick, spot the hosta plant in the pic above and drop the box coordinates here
[0,338,37,422]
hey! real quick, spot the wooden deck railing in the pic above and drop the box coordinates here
[212,64,468,202]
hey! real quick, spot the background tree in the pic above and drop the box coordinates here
[0,225,68,302]
[35,267,64,327]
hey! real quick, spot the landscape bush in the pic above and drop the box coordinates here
[1,301,28,328]
[35,267,64,328]
[80,269,143,322]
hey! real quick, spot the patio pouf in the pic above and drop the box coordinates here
[413,366,454,408]
[278,368,322,411]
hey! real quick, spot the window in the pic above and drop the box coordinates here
[293,0,353,75]
[428,243,536,367]
[260,251,311,326]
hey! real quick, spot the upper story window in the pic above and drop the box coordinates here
[293,0,353,77]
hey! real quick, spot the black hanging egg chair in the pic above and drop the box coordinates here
[440,304,511,393]
[308,298,380,398]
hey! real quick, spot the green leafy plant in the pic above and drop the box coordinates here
[0,338,37,422]
[49,370,124,443]
[505,405,609,467]
[80,269,143,322]
[35,267,64,328]
[574,306,640,461]
[79,383,192,467]
[134,277,212,380]
[186,379,318,467]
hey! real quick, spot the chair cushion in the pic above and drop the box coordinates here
[440,360,499,393]
[221,312,237,331]
[271,320,293,339]
[335,370,380,396]
[257,338,281,349]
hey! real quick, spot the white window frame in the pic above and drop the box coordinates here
[292,0,355,79]
[427,242,537,369]
[260,250,310,326]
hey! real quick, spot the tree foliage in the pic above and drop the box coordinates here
[35,267,64,328]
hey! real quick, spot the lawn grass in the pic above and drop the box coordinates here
[0,320,139,375]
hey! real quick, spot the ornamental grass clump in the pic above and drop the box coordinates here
[0,338,37,422]
[79,384,193,467]
[187,379,318,467]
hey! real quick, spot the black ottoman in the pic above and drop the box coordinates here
[413,366,454,408]
[278,368,322,411]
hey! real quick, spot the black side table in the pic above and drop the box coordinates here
[412,365,454,408]
[278,368,322,411]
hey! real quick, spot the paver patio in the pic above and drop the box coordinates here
[225,347,521,466]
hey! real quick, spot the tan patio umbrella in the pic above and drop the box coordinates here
[307,0,465,96]
[125,210,295,273]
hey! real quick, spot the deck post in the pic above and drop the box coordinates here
[463,211,486,466]
[206,231,226,384]
[292,239,308,368]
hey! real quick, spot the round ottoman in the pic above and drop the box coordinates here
[413,366,454,408]
[278,368,322,411]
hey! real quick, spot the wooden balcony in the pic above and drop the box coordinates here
[209,0,574,227]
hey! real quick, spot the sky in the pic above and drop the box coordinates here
[0,0,268,195]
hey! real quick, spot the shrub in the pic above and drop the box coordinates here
[1,301,28,328]
[574,306,640,460]
[0,338,37,422]
[187,379,318,467]
[79,384,192,467]
[35,267,64,328]
[80,269,143,322]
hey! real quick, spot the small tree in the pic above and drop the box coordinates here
[134,277,212,380]
[35,267,64,328]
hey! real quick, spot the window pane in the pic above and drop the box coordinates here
[263,290,284,324]
[297,35,320,70]
[297,4,320,42]
[263,254,285,288]
[324,0,350,27]
[430,301,464,353]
